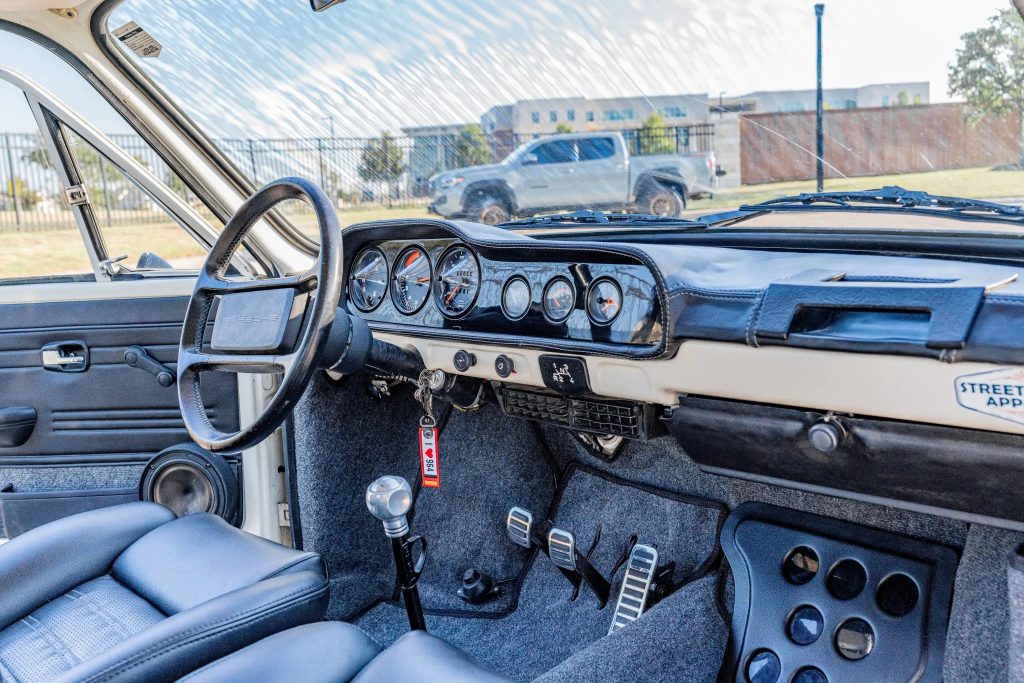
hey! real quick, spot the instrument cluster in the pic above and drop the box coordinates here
[346,238,662,348]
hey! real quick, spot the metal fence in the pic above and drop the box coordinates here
[0,123,715,232]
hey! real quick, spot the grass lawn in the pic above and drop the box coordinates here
[3,165,1021,280]
[689,165,1024,211]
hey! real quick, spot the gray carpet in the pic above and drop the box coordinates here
[1009,547,1024,683]
[354,466,726,681]
[292,375,557,618]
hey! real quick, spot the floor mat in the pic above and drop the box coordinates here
[354,465,727,681]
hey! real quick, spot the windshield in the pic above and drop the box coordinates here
[101,0,1023,236]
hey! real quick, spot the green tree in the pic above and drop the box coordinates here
[949,8,1024,162]
[358,131,406,196]
[554,122,573,134]
[6,177,42,208]
[637,113,675,155]
[453,124,492,167]
[896,90,910,107]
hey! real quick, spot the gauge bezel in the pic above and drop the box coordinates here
[348,246,389,313]
[542,276,576,323]
[585,276,623,326]
[433,244,482,319]
[501,275,532,321]
[390,244,433,315]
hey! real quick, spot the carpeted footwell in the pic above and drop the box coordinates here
[354,466,727,681]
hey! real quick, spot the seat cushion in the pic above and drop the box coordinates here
[0,576,164,682]
[177,622,381,683]
[352,631,510,683]
[0,503,329,683]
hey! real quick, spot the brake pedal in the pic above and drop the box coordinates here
[547,527,577,571]
[608,544,659,634]
[506,507,533,548]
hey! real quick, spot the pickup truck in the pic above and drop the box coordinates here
[428,131,718,225]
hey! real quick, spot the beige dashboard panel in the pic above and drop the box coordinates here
[376,333,1024,437]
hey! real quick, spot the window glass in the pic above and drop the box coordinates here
[0,81,92,282]
[63,129,208,271]
[578,137,616,161]
[532,140,575,165]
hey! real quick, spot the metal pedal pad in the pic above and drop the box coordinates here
[608,543,659,634]
[506,507,533,548]
[547,527,577,571]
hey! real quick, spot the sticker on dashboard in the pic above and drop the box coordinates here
[955,367,1024,425]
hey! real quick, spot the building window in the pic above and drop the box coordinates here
[567,109,575,122]
[882,95,890,107]
[602,108,635,122]
[913,94,922,105]
[586,111,595,122]
[549,111,557,123]
[531,111,540,124]
[659,105,687,118]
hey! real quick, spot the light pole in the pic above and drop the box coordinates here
[815,3,825,192]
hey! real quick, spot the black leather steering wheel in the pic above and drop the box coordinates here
[178,177,342,452]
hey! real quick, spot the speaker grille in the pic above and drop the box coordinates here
[141,445,239,523]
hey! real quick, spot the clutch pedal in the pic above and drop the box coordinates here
[547,527,577,571]
[608,544,659,634]
[506,507,533,548]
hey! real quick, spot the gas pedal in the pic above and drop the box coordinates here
[608,544,659,634]
[547,527,577,571]
[506,507,533,548]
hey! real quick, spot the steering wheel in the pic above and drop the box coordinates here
[178,177,342,452]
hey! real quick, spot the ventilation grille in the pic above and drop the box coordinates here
[498,386,648,438]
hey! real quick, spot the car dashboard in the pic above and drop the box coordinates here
[341,218,1024,532]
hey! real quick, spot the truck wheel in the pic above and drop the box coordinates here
[468,195,511,225]
[640,186,685,217]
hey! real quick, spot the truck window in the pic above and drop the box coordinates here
[532,140,575,165]
[578,137,616,161]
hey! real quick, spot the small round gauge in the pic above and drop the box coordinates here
[348,247,388,312]
[502,276,532,320]
[434,246,481,317]
[391,246,432,314]
[586,277,622,324]
[543,277,576,322]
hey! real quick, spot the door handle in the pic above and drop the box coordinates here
[41,341,89,372]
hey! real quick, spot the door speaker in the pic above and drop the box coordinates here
[140,444,239,523]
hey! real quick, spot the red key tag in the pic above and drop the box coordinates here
[419,416,440,489]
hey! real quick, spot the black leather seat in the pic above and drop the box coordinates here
[178,623,509,683]
[0,502,329,683]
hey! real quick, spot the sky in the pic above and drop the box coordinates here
[0,0,1013,138]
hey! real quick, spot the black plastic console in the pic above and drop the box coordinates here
[721,503,957,683]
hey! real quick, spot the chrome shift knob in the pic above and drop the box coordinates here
[366,475,413,538]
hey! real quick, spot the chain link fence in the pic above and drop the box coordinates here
[0,123,715,232]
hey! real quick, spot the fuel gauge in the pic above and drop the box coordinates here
[391,246,432,314]
[586,277,622,324]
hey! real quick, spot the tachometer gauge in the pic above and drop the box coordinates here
[502,276,532,320]
[434,246,481,317]
[391,246,432,314]
[543,277,576,322]
[586,277,622,324]
[348,247,388,312]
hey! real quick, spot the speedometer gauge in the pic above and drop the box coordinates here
[586,278,622,324]
[349,247,388,312]
[391,246,432,314]
[543,277,576,323]
[434,246,480,317]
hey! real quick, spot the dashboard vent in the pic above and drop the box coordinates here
[497,385,649,438]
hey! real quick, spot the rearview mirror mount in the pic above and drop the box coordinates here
[310,0,347,12]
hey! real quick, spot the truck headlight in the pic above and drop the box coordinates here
[439,176,465,189]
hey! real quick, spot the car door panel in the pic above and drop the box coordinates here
[0,295,238,463]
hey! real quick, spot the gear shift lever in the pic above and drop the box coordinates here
[366,476,427,631]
